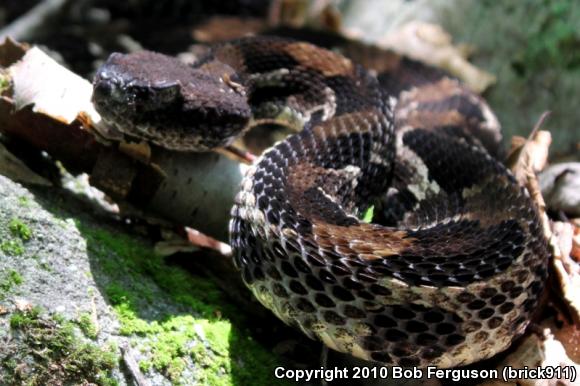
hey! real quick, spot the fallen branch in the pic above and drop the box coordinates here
[120,343,150,386]
[0,0,68,42]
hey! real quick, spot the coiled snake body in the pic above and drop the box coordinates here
[92,36,550,368]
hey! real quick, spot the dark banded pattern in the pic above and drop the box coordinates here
[92,36,550,368]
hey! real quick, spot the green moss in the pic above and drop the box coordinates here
[77,312,98,340]
[104,283,215,382]
[17,196,30,207]
[8,218,32,241]
[4,307,118,386]
[77,223,281,385]
[1,218,32,257]
[0,239,24,256]
[9,305,42,329]
[105,285,159,336]
[0,269,24,298]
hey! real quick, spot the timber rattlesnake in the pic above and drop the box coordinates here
[92,36,550,368]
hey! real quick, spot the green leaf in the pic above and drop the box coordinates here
[361,205,374,223]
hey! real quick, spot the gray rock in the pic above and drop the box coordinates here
[539,162,580,216]
[0,175,278,385]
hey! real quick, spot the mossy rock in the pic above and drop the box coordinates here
[0,175,281,385]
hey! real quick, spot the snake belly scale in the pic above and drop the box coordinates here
[92,36,550,368]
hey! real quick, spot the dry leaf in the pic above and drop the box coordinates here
[8,46,100,124]
[552,220,580,325]
[573,225,580,261]
[268,0,341,31]
[553,319,580,364]
[14,298,33,312]
[481,320,580,386]
[507,128,552,186]
[0,39,104,176]
[192,16,266,42]
[376,21,496,93]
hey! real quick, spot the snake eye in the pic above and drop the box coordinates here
[92,75,127,105]
[129,82,181,112]
[93,78,114,100]
[152,81,181,104]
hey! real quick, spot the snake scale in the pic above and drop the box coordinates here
[92,36,550,368]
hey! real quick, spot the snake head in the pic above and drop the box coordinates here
[93,52,183,109]
[92,51,251,151]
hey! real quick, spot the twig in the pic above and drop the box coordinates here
[218,144,256,164]
[121,343,151,386]
[530,110,552,138]
[506,110,552,174]
[0,0,68,42]
[185,227,232,256]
